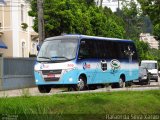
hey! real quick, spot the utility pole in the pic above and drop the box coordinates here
[37,0,45,45]
[117,0,120,15]
[118,0,120,11]
[100,0,103,7]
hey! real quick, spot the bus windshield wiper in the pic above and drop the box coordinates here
[51,56,69,60]
[38,56,69,62]
[38,56,52,60]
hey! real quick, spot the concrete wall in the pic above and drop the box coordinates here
[1,75,35,90]
[0,57,36,91]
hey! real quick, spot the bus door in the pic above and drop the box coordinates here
[77,39,98,84]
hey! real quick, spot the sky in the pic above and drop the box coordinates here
[102,0,121,12]
[96,0,139,12]
[95,0,121,12]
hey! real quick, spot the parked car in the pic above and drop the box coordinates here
[141,60,158,82]
[138,66,150,85]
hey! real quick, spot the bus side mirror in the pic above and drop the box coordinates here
[78,55,84,60]
[37,45,40,51]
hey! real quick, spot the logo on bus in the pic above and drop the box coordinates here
[83,62,90,69]
[110,59,121,70]
[40,63,49,69]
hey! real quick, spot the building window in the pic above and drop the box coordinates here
[32,43,36,54]
[22,42,25,57]
[21,4,24,23]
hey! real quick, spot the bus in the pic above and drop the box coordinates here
[34,35,139,93]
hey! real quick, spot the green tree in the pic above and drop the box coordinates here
[116,0,145,39]
[137,0,160,40]
[135,40,155,61]
[28,0,125,38]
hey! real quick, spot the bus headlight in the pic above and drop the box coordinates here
[35,79,39,82]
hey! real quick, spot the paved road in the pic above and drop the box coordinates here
[0,79,159,98]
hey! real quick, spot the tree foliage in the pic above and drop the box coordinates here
[28,0,125,38]
[28,0,160,62]
[135,40,151,60]
[137,0,160,40]
[117,0,159,61]
[116,0,152,40]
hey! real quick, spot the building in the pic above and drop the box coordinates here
[0,0,38,57]
[140,33,159,49]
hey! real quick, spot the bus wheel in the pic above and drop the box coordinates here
[76,76,87,91]
[118,77,125,88]
[38,85,51,93]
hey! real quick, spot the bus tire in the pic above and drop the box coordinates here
[118,76,125,88]
[75,76,87,91]
[38,85,51,93]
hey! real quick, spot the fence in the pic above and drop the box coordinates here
[0,57,36,90]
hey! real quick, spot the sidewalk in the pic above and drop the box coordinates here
[0,87,64,98]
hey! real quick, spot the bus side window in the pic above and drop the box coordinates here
[78,39,97,59]
[97,40,118,59]
[119,43,128,59]
[108,41,129,59]
[95,40,106,59]
[78,40,89,59]
[108,41,119,59]
[122,42,138,61]
[88,40,97,58]
[113,42,121,59]
[103,41,113,59]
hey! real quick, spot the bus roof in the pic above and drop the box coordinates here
[141,60,157,63]
[45,34,133,42]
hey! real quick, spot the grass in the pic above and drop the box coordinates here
[0,90,160,120]
[21,88,30,97]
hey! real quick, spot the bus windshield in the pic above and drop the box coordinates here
[37,39,78,62]
[141,63,157,69]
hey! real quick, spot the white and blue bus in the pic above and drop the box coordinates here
[34,35,139,93]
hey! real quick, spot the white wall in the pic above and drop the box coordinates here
[11,0,20,57]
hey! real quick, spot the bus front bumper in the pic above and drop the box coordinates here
[34,70,79,85]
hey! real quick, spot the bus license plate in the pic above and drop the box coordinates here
[47,74,55,78]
